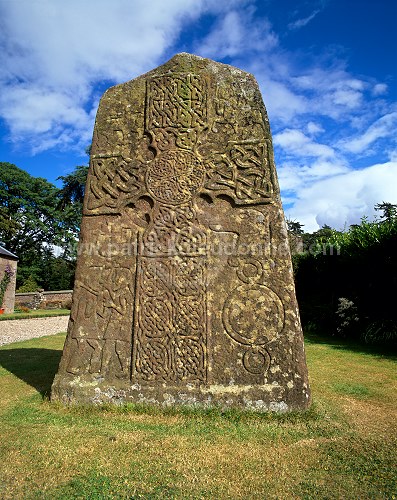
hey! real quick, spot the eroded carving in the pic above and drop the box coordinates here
[52,53,310,411]
[135,256,207,382]
[243,348,271,375]
[203,141,274,205]
[223,283,284,346]
[85,156,146,214]
[146,150,205,205]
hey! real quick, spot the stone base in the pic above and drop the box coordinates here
[51,375,310,412]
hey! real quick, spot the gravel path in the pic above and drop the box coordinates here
[0,316,69,346]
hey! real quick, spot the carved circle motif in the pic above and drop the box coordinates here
[236,258,263,284]
[243,349,271,375]
[146,150,205,205]
[223,284,284,346]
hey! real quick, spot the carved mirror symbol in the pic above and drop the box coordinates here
[243,348,271,375]
[222,255,285,376]
[85,73,279,382]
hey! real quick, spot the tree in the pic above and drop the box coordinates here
[0,163,65,255]
[57,165,88,208]
[286,219,305,255]
[302,224,337,252]
[0,163,80,288]
[57,165,89,235]
[286,219,304,235]
[375,201,397,223]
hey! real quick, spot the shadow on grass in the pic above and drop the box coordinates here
[0,348,62,397]
[304,332,397,360]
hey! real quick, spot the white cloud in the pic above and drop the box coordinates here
[306,121,324,135]
[274,129,335,159]
[339,112,397,154]
[195,8,278,59]
[0,0,241,152]
[291,71,367,120]
[288,10,320,30]
[258,78,307,123]
[278,158,349,193]
[373,83,388,96]
[285,161,397,232]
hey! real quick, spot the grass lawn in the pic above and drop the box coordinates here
[0,332,395,499]
[0,309,70,321]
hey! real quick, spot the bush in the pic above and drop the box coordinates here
[294,213,397,348]
[18,306,31,313]
[336,298,360,338]
[16,275,39,293]
[44,300,63,309]
[61,299,72,310]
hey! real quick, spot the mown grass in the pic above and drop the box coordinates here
[0,309,70,321]
[0,332,395,499]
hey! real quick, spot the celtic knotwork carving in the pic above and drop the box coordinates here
[147,127,199,152]
[146,74,207,132]
[146,150,205,205]
[203,141,274,205]
[136,336,206,382]
[85,156,146,214]
[135,256,207,382]
[136,339,171,380]
[142,206,207,256]
[173,259,206,296]
[175,337,206,379]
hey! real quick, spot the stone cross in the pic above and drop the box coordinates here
[51,53,310,411]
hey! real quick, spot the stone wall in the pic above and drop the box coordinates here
[15,290,72,310]
[0,257,18,313]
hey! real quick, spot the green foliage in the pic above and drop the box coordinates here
[302,224,339,253]
[40,256,76,290]
[16,274,39,293]
[0,163,86,290]
[0,309,70,321]
[57,164,88,233]
[286,218,304,234]
[323,215,396,255]
[0,162,62,254]
[294,210,397,348]
[57,165,88,206]
[0,264,14,307]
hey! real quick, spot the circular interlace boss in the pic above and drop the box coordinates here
[146,150,205,205]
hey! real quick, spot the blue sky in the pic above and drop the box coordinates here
[0,0,396,231]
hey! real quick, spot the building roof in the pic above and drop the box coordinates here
[0,246,18,260]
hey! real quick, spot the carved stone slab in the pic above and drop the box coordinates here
[51,53,311,411]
